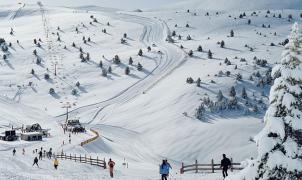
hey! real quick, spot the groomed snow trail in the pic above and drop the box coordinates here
[57,11,187,125]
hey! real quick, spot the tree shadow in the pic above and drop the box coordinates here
[51,92,61,99]
[18,44,24,49]
[78,86,88,93]
[33,74,40,80]
[4,59,14,70]
[46,78,54,84]
[224,47,243,52]
[31,86,38,93]
[110,72,121,77]
[129,73,141,79]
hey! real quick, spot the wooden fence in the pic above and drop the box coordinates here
[180,159,243,174]
[80,129,99,146]
[56,153,106,169]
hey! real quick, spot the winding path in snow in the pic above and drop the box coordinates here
[56,11,187,125]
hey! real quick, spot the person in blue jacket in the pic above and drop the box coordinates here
[160,159,172,180]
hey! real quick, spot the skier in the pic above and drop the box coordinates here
[22,148,25,155]
[53,158,59,169]
[33,157,39,167]
[48,148,53,159]
[12,148,16,156]
[39,150,43,160]
[159,160,172,180]
[108,158,115,178]
[220,154,231,178]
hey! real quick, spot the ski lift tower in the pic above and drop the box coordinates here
[62,102,72,123]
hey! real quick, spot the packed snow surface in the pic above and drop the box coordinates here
[0,0,301,179]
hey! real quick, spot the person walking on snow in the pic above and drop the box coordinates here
[33,157,39,167]
[53,158,59,169]
[108,158,115,178]
[221,154,231,178]
[22,148,25,155]
[39,150,43,160]
[160,159,172,180]
[12,148,16,156]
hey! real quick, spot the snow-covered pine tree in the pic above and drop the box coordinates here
[232,23,302,180]
[195,103,205,120]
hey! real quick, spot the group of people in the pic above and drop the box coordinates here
[12,147,59,170]
[13,146,232,179]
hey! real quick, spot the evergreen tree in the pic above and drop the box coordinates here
[196,78,201,87]
[241,87,247,99]
[230,30,234,37]
[195,104,205,120]
[237,23,302,180]
[138,49,143,56]
[99,60,103,68]
[129,57,133,65]
[217,90,224,101]
[114,55,120,64]
[197,45,203,52]
[108,66,112,73]
[220,40,225,48]
[125,66,130,75]
[229,86,236,97]
[208,50,213,59]
[137,63,143,71]
[188,50,193,57]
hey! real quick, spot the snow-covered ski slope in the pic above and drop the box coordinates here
[0,0,301,179]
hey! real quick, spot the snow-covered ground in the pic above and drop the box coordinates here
[0,0,300,179]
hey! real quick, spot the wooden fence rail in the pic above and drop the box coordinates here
[180,159,243,174]
[80,129,100,146]
[55,153,106,169]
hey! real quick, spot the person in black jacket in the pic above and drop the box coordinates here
[221,154,231,178]
[33,157,39,167]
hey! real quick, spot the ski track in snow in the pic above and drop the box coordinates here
[57,10,187,126]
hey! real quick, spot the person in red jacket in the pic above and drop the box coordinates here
[108,158,115,178]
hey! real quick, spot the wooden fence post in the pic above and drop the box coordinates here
[75,154,76,162]
[180,162,184,174]
[90,156,92,165]
[231,158,233,172]
[85,154,86,163]
[80,154,81,162]
[65,153,67,160]
[195,160,198,173]
[69,154,71,160]
[211,159,214,173]
[104,158,106,169]
[97,156,99,166]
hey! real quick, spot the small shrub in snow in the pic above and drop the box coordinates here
[49,88,55,94]
[188,50,193,57]
[44,74,50,80]
[229,86,236,97]
[196,78,201,87]
[186,77,194,84]
[137,63,143,71]
[208,50,213,59]
[138,49,143,56]
[128,57,133,65]
[125,67,130,75]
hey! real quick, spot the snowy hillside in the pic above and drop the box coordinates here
[0,0,301,179]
